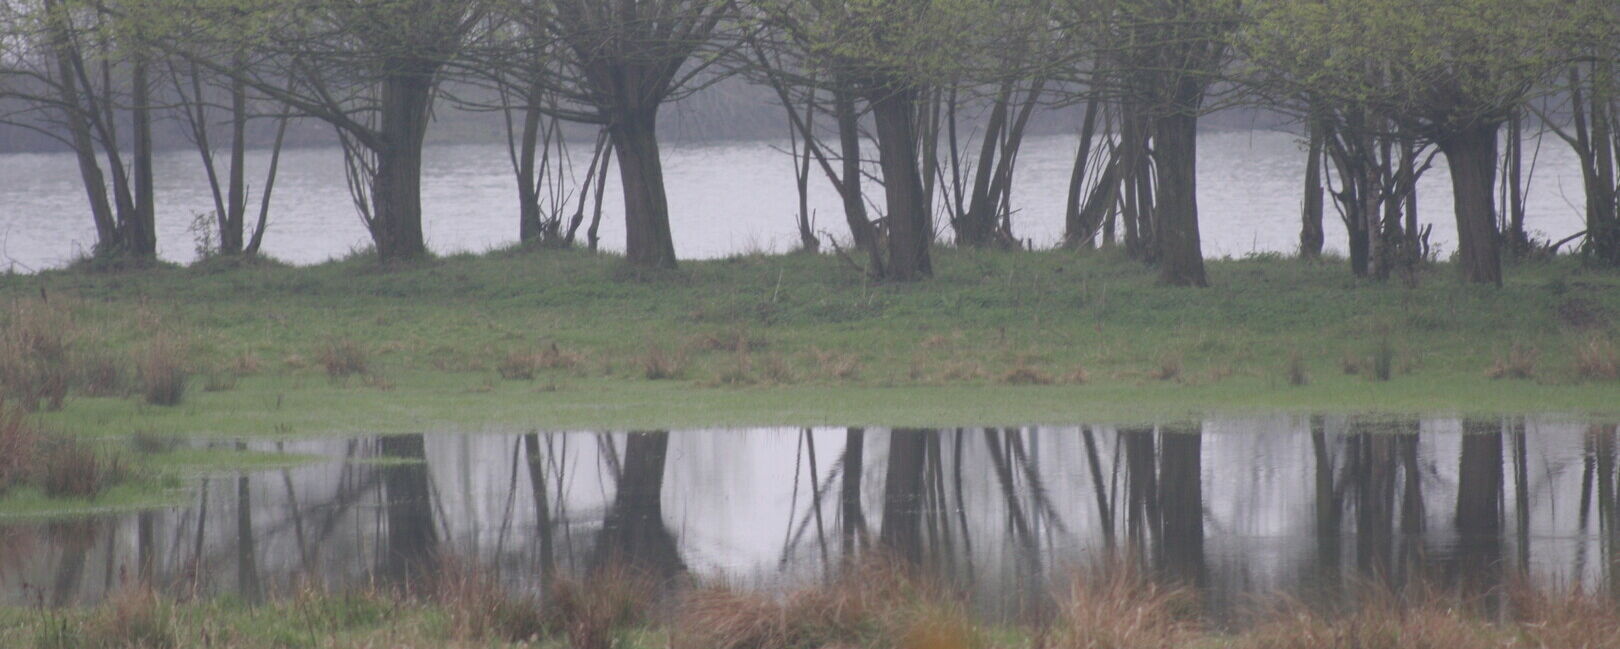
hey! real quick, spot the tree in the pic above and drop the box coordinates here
[178,0,488,262]
[1248,0,1565,285]
[488,0,736,270]
[0,0,159,260]
[749,0,1006,281]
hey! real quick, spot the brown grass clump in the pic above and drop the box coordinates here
[673,559,968,649]
[76,353,126,398]
[230,353,262,376]
[0,400,40,494]
[138,338,188,406]
[811,348,861,381]
[1574,335,1619,381]
[760,355,794,384]
[80,585,177,649]
[942,361,986,381]
[435,559,550,643]
[640,346,687,380]
[1508,586,1620,648]
[317,338,370,380]
[1340,350,1362,376]
[1063,365,1091,385]
[717,350,756,386]
[1047,563,1195,649]
[1286,352,1309,386]
[498,350,543,381]
[697,327,765,353]
[547,564,657,649]
[1002,363,1054,386]
[1237,591,1501,649]
[0,300,76,411]
[1486,344,1538,380]
[1151,353,1184,382]
[38,437,126,499]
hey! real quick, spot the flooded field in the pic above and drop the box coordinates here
[4,416,1618,622]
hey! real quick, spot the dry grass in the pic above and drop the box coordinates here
[1486,344,1538,380]
[0,400,40,494]
[1340,350,1362,376]
[759,354,794,384]
[0,299,76,411]
[696,327,766,353]
[1151,353,1183,382]
[547,564,657,649]
[1237,589,1501,649]
[717,350,756,386]
[201,370,239,393]
[1574,335,1619,381]
[811,348,861,381]
[1046,563,1195,649]
[80,585,177,649]
[1287,351,1309,386]
[942,361,986,381]
[230,352,262,375]
[138,338,189,406]
[76,352,126,397]
[1002,363,1054,386]
[1371,339,1396,382]
[38,437,126,499]
[498,350,543,380]
[317,338,370,380]
[672,559,968,649]
[1507,586,1620,648]
[1063,365,1091,385]
[434,559,549,643]
[640,346,687,380]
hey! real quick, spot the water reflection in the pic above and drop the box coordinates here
[3,416,1619,619]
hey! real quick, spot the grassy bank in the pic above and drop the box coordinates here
[1,246,1617,439]
[2,560,1614,649]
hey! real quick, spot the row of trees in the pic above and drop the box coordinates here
[0,0,1616,286]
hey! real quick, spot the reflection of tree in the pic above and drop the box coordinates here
[236,467,261,604]
[1451,420,1503,593]
[1157,426,1204,587]
[841,428,869,556]
[380,435,438,588]
[595,432,684,581]
[880,429,930,562]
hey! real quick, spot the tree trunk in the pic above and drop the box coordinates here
[834,91,877,252]
[517,100,545,242]
[43,0,117,253]
[129,55,157,258]
[958,86,1010,247]
[1153,112,1208,287]
[1064,96,1103,248]
[1301,118,1326,258]
[369,71,433,261]
[869,87,932,281]
[1437,124,1504,286]
[609,108,678,269]
[222,67,248,255]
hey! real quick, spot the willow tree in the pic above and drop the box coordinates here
[0,0,159,260]
[749,0,1006,281]
[1545,0,1620,266]
[1088,0,1243,287]
[486,0,735,270]
[176,0,488,262]
[1248,0,1564,286]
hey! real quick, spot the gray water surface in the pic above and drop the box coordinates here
[0,132,1590,272]
[3,416,1617,620]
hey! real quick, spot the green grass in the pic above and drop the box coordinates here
[3,246,1617,441]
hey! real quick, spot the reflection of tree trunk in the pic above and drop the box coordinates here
[380,434,437,588]
[841,428,868,556]
[596,432,684,580]
[1311,421,1341,583]
[49,523,96,606]
[1157,427,1204,586]
[880,429,930,561]
[237,469,262,604]
[1352,432,1397,577]
[1511,421,1530,576]
[1454,421,1504,590]
[524,433,556,582]
[1122,428,1158,550]
[1081,427,1115,548]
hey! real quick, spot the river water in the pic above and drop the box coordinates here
[0,131,1590,272]
[3,416,1616,621]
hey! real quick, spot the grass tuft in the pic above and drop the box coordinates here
[1287,351,1310,386]
[1152,353,1184,382]
[1002,363,1054,386]
[138,338,189,406]
[0,400,40,494]
[38,437,127,499]
[1047,562,1195,649]
[1486,344,1538,380]
[317,338,369,380]
[640,346,687,381]
[1574,334,1619,381]
[547,564,656,649]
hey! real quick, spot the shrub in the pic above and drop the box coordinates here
[138,339,188,406]
[317,338,369,380]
